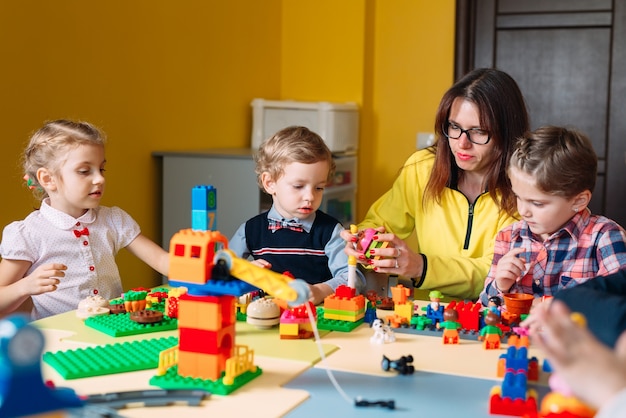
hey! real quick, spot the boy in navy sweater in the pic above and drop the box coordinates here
[229,126,365,304]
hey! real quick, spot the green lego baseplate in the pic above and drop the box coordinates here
[85,311,178,337]
[150,365,263,396]
[43,336,178,379]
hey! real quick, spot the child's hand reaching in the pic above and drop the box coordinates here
[494,247,526,292]
[529,300,626,410]
[308,283,333,305]
[21,263,66,295]
[250,259,272,269]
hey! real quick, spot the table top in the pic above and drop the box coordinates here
[33,303,550,418]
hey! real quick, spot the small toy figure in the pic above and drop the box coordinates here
[381,354,415,375]
[487,295,503,314]
[422,290,445,324]
[370,318,396,344]
[479,311,504,349]
[437,308,462,344]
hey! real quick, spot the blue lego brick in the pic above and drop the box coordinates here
[502,345,529,372]
[169,278,259,297]
[43,337,179,379]
[542,359,553,372]
[192,185,217,231]
[501,371,528,400]
[192,210,209,231]
[192,185,217,210]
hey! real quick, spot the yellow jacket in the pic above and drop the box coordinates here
[359,148,517,300]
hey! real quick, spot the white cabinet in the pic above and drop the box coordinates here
[153,148,357,249]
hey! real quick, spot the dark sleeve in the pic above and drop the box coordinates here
[554,270,626,348]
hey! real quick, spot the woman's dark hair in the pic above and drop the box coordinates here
[425,68,530,217]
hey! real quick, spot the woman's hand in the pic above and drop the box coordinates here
[341,227,423,278]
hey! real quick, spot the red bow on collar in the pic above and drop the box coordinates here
[73,228,90,238]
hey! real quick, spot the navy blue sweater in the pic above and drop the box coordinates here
[244,211,339,285]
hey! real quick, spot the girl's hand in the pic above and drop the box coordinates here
[22,263,66,295]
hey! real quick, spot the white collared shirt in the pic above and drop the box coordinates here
[0,199,140,319]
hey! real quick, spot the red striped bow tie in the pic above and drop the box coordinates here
[73,228,90,237]
[268,218,304,233]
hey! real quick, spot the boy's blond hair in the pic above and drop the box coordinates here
[254,126,335,190]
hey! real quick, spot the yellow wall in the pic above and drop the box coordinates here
[0,0,454,290]
[280,0,455,225]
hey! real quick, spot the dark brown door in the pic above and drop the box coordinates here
[456,0,626,228]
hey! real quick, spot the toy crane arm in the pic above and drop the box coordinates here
[214,249,311,307]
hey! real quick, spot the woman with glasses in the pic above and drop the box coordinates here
[342,68,529,300]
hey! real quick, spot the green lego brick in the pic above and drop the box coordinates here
[150,365,262,396]
[85,312,178,337]
[316,317,363,332]
[43,336,179,379]
[314,307,364,332]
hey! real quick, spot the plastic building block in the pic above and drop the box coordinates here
[488,334,542,416]
[279,302,316,339]
[354,227,389,261]
[43,336,178,379]
[489,386,538,416]
[538,392,596,418]
[502,371,528,400]
[410,315,434,330]
[363,302,378,324]
[335,284,356,298]
[85,312,178,337]
[168,229,229,285]
[316,316,363,332]
[191,185,217,231]
[0,315,84,417]
[448,300,481,331]
[150,364,262,396]
[155,187,312,393]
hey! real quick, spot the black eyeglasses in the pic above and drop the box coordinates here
[443,122,491,145]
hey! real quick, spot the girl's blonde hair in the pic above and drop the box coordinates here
[254,126,335,189]
[23,119,106,198]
